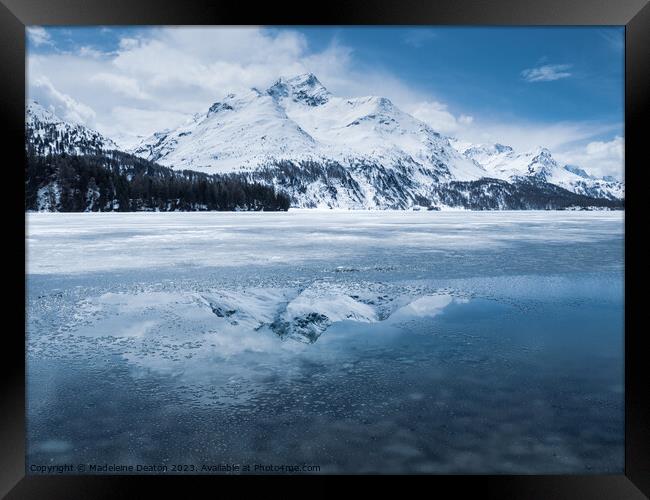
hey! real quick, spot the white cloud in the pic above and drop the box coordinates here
[89,73,151,100]
[26,26,52,47]
[78,46,106,59]
[441,116,624,179]
[118,38,141,51]
[521,64,572,82]
[31,76,96,125]
[555,136,624,180]
[25,29,285,138]
[409,101,474,135]
[109,28,311,96]
[454,119,619,152]
[27,27,370,141]
[101,106,190,146]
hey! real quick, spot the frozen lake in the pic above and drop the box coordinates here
[26,211,624,473]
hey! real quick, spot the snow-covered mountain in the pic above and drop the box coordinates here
[453,141,624,201]
[130,74,501,208]
[128,73,623,208]
[133,74,483,178]
[26,76,625,210]
[26,101,117,156]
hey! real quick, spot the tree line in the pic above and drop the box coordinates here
[432,178,623,210]
[25,147,291,212]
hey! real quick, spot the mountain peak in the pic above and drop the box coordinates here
[26,99,118,154]
[27,99,59,122]
[267,72,330,106]
[564,164,592,179]
[493,143,513,154]
[286,72,321,87]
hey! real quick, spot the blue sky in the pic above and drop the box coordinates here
[26,26,625,178]
[293,27,624,125]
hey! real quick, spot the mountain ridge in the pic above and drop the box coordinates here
[452,140,623,201]
[25,73,624,210]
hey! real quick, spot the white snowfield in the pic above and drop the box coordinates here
[130,73,485,181]
[26,211,624,276]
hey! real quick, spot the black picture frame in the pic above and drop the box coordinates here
[2,0,648,496]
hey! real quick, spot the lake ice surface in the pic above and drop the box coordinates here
[26,211,624,473]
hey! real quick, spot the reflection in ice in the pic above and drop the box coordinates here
[67,283,460,350]
[26,212,624,473]
[391,294,456,319]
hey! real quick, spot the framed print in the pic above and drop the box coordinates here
[1,0,648,497]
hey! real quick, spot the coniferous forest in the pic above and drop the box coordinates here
[25,146,291,212]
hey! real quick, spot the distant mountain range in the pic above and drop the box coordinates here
[26,73,624,211]
[451,141,623,201]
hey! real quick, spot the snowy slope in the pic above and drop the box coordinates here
[271,74,487,182]
[129,73,623,207]
[132,88,320,172]
[133,74,485,181]
[129,74,493,208]
[455,141,624,201]
[26,100,118,156]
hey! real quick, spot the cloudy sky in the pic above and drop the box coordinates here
[27,26,625,179]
